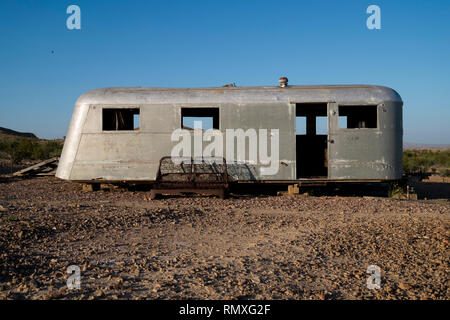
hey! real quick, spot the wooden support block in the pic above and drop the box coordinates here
[82,183,100,192]
[408,194,418,200]
[288,184,299,194]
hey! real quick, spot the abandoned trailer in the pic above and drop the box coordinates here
[56,81,403,195]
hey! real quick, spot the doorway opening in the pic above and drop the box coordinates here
[296,103,328,178]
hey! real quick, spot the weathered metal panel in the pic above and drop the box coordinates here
[219,102,295,180]
[327,102,339,178]
[327,101,402,179]
[55,103,89,180]
[74,85,402,106]
[70,133,173,180]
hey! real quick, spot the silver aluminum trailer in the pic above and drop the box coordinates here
[56,83,403,185]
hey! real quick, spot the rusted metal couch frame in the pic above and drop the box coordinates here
[150,156,229,199]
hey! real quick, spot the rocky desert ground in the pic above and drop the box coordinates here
[0,176,448,300]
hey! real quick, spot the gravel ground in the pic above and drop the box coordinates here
[0,177,448,300]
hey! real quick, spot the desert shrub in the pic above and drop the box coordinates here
[403,149,450,174]
[0,139,27,163]
[403,154,419,173]
[4,215,19,222]
[439,168,450,178]
[388,182,404,199]
[0,138,63,165]
[42,140,63,158]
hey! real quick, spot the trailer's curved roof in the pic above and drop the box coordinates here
[76,85,402,105]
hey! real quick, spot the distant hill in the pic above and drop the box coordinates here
[0,127,37,139]
[404,142,450,150]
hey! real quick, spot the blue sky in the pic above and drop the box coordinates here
[0,0,449,143]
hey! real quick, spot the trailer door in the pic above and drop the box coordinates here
[327,102,339,179]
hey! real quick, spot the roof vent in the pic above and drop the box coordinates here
[222,83,236,87]
[278,77,288,87]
